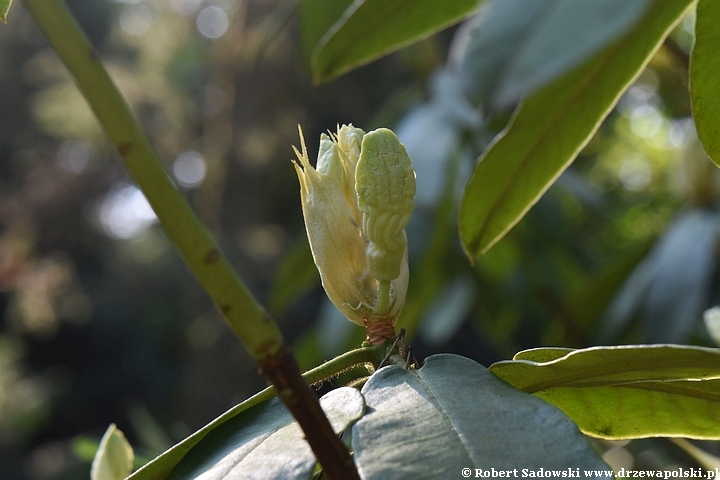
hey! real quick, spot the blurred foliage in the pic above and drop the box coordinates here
[1,0,719,478]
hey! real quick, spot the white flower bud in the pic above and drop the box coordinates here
[293,125,415,344]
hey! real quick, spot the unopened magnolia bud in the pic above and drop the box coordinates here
[355,128,416,281]
[293,124,415,344]
[337,124,364,164]
[316,134,345,184]
[366,235,407,281]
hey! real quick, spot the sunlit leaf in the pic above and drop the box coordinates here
[512,347,574,363]
[458,0,694,260]
[352,354,609,479]
[299,0,353,63]
[128,391,273,480]
[163,388,363,480]
[312,0,482,84]
[460,0,650,110]
[691,0,720,166]
[0,0,12,24]
[490,345,720,439]
[91,424,134,480]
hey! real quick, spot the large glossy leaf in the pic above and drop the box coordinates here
[312,0,482,84]
[129,387,363,480]
[460,0,650,109]
[165,387,364,479]
[0,0,11,23]
[691,0,720,166]
[459,0,694,260]
[490,345,720,439]
[129,393,270,479]
[299,0,353,62]
[352,354,609,479]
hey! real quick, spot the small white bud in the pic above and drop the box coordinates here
[293,125,415,344]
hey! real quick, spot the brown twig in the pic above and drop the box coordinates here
[260,347,360,480]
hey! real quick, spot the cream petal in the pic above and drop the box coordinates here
[293,128,373,326]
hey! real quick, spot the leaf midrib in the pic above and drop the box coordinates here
[503,358,720,394]
[469,30,634,256]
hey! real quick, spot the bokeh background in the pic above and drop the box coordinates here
[0,0,718,478]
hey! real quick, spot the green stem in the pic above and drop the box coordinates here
[23,1,360,478]
[131,345,383,479]
[238,345,384,411]
[23,0,281,361]
[375,280,391,315]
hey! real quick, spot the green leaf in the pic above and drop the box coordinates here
[312,0,482,84]
[129,346,381,479]
[0,0,12,24]
[128,389,274,480]
[461,0,650,109]
[691,0,720,166]
[165,387,364,479]
[300,0,353,63]
[91,424,134,480]
[458,0,694,260]
[490,345,720,440]
[352,354,609,479]
[513,347,574,363]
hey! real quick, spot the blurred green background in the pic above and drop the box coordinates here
[0,0,718,478]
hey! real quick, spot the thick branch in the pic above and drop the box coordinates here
[261,347,361,480]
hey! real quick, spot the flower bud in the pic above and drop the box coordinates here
[356,128,416,282]
[293,125,415,344]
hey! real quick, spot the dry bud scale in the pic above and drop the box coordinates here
[293,124,416,345]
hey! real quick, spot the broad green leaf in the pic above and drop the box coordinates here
[490,345,720,439]
[513,347,574,363]
[0,0,12,23]
[165,387,364,479]
[91,424,134,480]
[300,0,353,63]
[312,0,482,84]
[691,0,720,166]
[459,0,694,260]
[461,0,650,109]
[352,354,609,479]
[128,389,273,480]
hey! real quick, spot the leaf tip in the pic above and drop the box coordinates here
[1,0,12,24]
